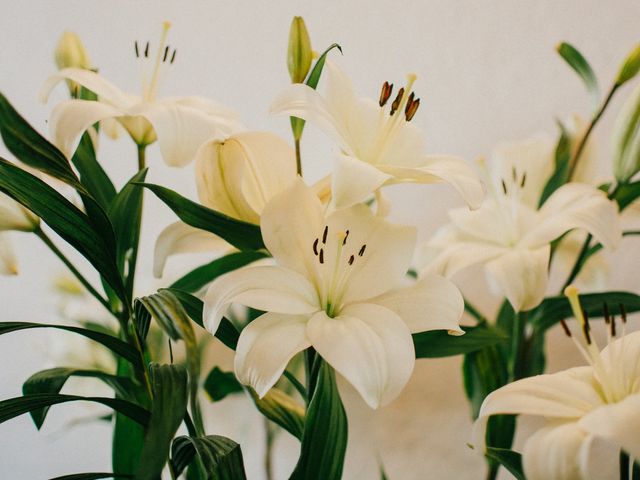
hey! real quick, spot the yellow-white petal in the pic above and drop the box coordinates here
[0,233,18,275]
[169,96,243,136]
[307,303,415,409]
[369,274,464,334]
[331,153,392,209]
[485,245,550,311]
[153,221,230,278]
[422,238,507,279]
[202,265,319,334]
[234,312,310,397]
[0,193,37,232]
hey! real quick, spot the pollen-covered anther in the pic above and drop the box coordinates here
[390,87,405,116]
[404,92,420,121]
[348,255,355,265]
[379,81,393,107]
[343,230,350,245]
[358,244,367,257]
[520,173,527,188]
[501,179,508,195]
[134,41,140,58]
[312,238,319,256]
[322,225,328,244]
[144,41,150,58]
[582,308,592,345]
[319,248,324,264]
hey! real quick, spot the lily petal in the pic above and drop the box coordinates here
[369,274,464,334]
[169,96,243,136]
[153,221,230,278]
[523,183,622,250]
[485,245,550,311]
[331,153,391,209]
[307,303,415,409]
[0,233,18,275]
[202,265,319,334]
[0,193,37,232]
[234,312,311,397]
[522,422,591,480]
[422,238,507,279]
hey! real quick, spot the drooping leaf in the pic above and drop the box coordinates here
[0,393,149,427]
[290,360,347,479]
[23,367,137,428]
[556,42,599,108]
[203,367,243,402]
[0,322,139,366]
[170,251,268,293]
[48,473,132,480]
[538,121,572,207]
[133,299,152,343]
[135,364,188,480]
[0,159,125,300]
[413,325,508,358]
[485,447,525,480]
[139,183,264,250]
[71,131,117,210]
[171,434,247,479]
[248,388,305,440]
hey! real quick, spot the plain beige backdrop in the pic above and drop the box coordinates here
[1,1,640,478]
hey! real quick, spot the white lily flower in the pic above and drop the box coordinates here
[0,192,39,276]
[40,22,243,167]
[153,131,297,277]
[473,287,640,480]
[202,180,464,408]
[421,135,621,312]
[0,233,18,275]
[270,62,484,209]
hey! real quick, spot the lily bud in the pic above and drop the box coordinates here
[615,44,640,87]
[55,31,91,71]
[0,193,39,232]
[612,82,640,182]
[287,16,312,84]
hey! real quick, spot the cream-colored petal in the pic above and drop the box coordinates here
[0,233,18,275]
[169,96,243,136]
[522,422,591,480]
[523,183,622,250]
[421,237,507,279]
[202,265,319,334]
[234,312,310,397]
[599,331,640,399]
[153,221,230,278]
[49,99,123,158]
[0,193,37,232]
[307,303,415,409]
[331,153,391,209]
[369,274,464,334]
[485,245,550,312]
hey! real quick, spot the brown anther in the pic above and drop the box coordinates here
[390,87,405,116]
[379,81,393,107]
[322,226,328,244]
[501,179,508,195]
[619,303,628,324]
[358,244,367,257]
[404,94,420,121]
[134,41,140,58]
[582,308,592,345]
[603,302,611,324]
[163,45,170,62]
[559,318,572,337]
[170,49,177,64]
[319,249,324,264]
[611,314,617,338]
[313,238,319,256]
[520,173,527,188]
[144,41,150,58]
[511,166,517,182]
[343,230,349,245]
[348,255,355,265]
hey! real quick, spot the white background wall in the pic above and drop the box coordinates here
[1,1,639,478]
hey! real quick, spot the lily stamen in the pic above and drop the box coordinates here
[390,87,405,116]
[379,81,393,107]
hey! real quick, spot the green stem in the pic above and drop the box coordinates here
[561,233,593,292]
[35,227,113,315]
[295,138,302,176]
[137,144,146,171]
[125,146,147,299]
[485,463,499,480]
[509,311,526,382]
[464,300,487,324]
[621,451,630,480]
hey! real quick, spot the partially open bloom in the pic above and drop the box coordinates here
[421,135,621,311]
[270,62,484,209]
[473,287,640,479]
[202,180,464,408]
[0,192,39,275]
[40,22,242,166]
[153,131,297,277]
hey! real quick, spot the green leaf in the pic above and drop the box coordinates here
[139,183,264,251]
[556,42,599,108]
[0,92,82,189]
[530,291,640,332]
[49,474,132,480]
[248,388,305,440]
[0,158,125,300]
[71,132,117,210]
[135,364,188,480]
[0,322,140,366]
[413,325,508,358]
[614,180,640,211]
[0,393,149,427]
[291,360,347,479]
[462,345,508,418]
[485,447,524,480]
[616,44,640,86]
[203,367,243,402]
[171,435,247,479]
[170,251,268,293]
[167,289,240,350]
[538,121,572,207]
[23,367,137,428]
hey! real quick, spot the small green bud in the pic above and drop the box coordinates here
[613,82,640,182]
[55,31,91,70]
[616,44,640,87]
[287,16,312,84]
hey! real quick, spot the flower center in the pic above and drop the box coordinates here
[134,21,176,102]
[311,225,367,317]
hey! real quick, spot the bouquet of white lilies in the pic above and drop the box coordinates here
[2,17,640,480]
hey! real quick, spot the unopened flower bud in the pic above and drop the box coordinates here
[55,31,91,71]
[287,17,312,84]
[613,82,640,182]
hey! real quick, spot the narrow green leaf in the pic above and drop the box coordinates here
[613,180,640,211]
[556,42,599,108]
[0,322,139,366]
[204,367,243,402]
[463,345,508,418]
[23,367,137,428]
[135,364,188,480]
[291,360,347,479]
[538,121,572,207]
[485,447,524,480]
[616,44,640,86]
[170,251,268,293]
[171,435,247,479]
[413,325,508,358]
[49,473,132,480]
[248,388,305,440]
[0,393,149,427]
[0,158,125,300]
[139,183,264,251]
[71,132,117,210]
